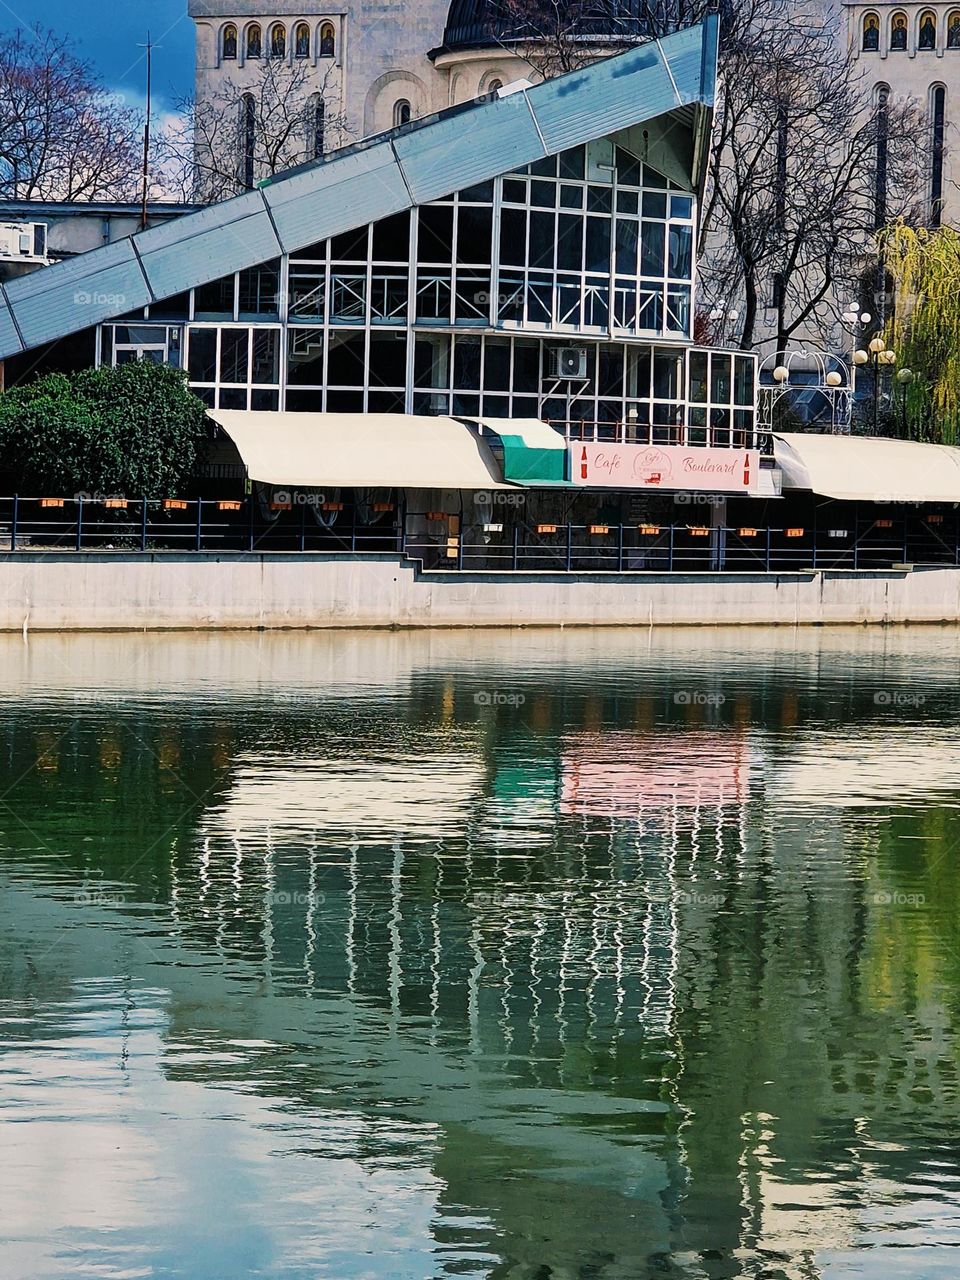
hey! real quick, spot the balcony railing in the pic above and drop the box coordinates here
[0,498,955,574]
[551,418,769,452]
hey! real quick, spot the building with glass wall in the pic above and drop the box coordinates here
[94,143,757,451]
[0,17,823,572]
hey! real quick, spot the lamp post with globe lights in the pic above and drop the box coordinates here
[896,366,915,438]
[863,334,898,436]
[709,302,741,346]
[841,303,872,392]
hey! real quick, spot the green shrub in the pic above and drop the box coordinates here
[0,360,208,496]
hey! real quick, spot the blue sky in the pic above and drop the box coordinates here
[0,0,194,110]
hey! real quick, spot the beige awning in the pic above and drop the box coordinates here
[774,431,960,502]
[208,411,517,490]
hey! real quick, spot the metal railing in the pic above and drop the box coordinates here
[0,497,956,574]
[408,520,959,574]
[0,497,404,556]
[551,418,769,452]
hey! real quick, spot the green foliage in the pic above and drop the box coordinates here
[880,222,960,444]
[0,361,208,496]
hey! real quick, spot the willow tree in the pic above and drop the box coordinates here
[881,223,960,444]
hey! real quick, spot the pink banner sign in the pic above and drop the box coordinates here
[569,443,762,493]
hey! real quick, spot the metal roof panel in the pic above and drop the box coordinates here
[0,290,23,356]
[137,191,282,299]
[4,239,151,353]
[394,94,546,203]
[264,142,409,252]
[528,42,678,155]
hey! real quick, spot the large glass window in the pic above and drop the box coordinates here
[493,144,695,337]
[184,325,281,410]
[238,261,280,319]
[122,141,747,434]
[187,328,217,381]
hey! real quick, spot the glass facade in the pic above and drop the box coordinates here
[98,140,758,446]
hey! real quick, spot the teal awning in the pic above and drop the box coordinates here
[467,418,571,486]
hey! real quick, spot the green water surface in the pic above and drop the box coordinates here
[1,627,959,1280]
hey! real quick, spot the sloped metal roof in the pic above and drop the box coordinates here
[0,17,717,361]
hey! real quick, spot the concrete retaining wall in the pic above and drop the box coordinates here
[2,552,960,630]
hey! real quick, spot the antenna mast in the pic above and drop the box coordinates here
[139,32,153,231]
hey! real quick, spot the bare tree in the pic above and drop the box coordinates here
[0,28,143,201]
[696,0,925,351]
[493,0,925,352]
[163,59,349,204]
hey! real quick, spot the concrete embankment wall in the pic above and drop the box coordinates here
[2,553,960,630]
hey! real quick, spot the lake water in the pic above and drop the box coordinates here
[1,627,960,1279]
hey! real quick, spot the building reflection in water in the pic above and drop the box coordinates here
[2,630,960,1276]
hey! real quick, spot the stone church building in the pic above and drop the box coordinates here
[847,0,959,224]
[188,0,648,159]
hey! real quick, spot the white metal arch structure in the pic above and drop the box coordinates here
[758,348,853,435]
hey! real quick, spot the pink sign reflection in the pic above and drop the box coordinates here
[560,731,751,819]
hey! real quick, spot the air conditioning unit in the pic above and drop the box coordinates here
[550,346,589,379]
[0,222,48,263]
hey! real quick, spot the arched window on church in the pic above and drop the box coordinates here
[488,79,503,93]
[919,10,937,49]
[270,23,286,58]
[246,24,262,59]
[394,99,412,127]
[319,23,336,57]
[890,12,908,50]
[295,22,311,57]
[312,97,325,159]
[862,13,880,51]
[874,83,889,228]
[949,10,960,46]
[931,83,946,225]
[222,24,238,60]
[242,93,256,189]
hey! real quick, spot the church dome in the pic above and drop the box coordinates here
[440,0,653,54]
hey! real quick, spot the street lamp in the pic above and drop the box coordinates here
[842,305,872,391]
[896,367,915,437]
[865,336,898,434]
[709,301,740,344]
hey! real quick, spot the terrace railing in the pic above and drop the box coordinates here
[0,497,955,573]
[551,419,770,452]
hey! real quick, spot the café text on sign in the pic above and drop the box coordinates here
[569,443,762,492]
